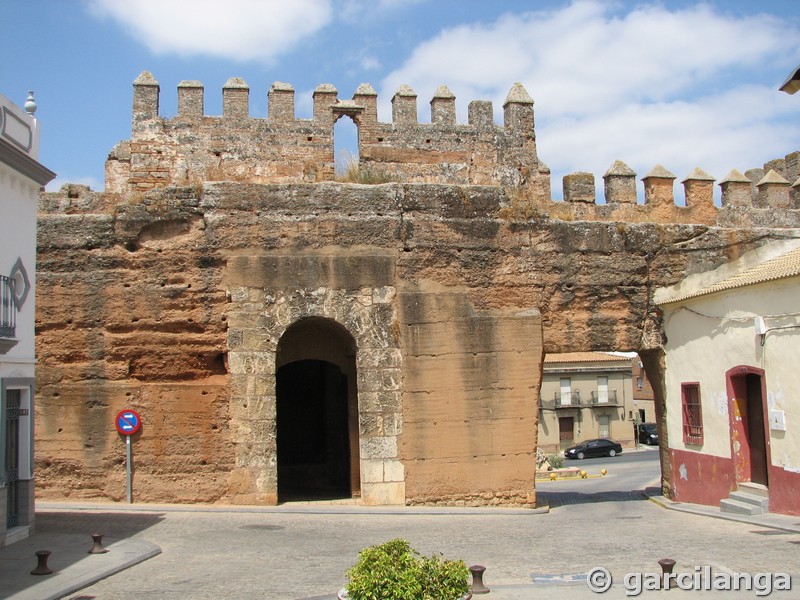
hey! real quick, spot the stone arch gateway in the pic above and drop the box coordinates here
[224,249,407,505]
[275,317,359,501]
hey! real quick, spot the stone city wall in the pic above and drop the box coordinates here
[33,73,800,506]
[37,180,800,505]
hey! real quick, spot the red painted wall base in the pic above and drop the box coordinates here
[767,467,800,516]
[669,448,735,507]
[669,447,800,516]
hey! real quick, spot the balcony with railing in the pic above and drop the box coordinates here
[0,275,18,353]
[540,388,624,410]
[554,391,582,408]
[590,390,620,406]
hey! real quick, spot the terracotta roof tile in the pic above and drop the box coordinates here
[660,246,800,305]
[544,352,630,364]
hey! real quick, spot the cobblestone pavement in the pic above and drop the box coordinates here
[23,490,800,600]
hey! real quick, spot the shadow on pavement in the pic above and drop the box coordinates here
[1,510,163,600]
[36,509,165,538]
[537,488,657,508]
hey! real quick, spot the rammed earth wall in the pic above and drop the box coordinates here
[34,73,800,506]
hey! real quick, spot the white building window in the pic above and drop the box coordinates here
[560,378,571,405]
[597,376,609,403]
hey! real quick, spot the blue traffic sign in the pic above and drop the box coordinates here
[115,409,141,435]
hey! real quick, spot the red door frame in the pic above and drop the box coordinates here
[725,365,771,487]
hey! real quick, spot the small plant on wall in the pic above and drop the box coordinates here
[340,538,470,600]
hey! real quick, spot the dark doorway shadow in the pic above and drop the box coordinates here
[277,359,351,502]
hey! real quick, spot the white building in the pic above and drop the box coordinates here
[656,241,800,516]
[538,352,637,453]
[0,91,55,546]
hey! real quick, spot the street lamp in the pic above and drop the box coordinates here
[779,63,800,94]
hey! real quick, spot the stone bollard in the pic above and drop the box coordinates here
[469,564,490,594]
[89,532,109,554]
[30,550,53,575]
[658,558,676,589]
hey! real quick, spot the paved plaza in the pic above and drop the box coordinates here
[2,481,800,600]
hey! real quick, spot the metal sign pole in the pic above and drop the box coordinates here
[115,409,141,504]
[126,434,133,503]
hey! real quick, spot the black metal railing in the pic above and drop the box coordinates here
[553,391,581,407]
[590,390,619,405]
[0,275,16,339]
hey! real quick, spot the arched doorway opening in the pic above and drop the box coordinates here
[334,115,359,179]
[276,317,359,502]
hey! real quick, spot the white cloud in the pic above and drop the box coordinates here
[361,56,381,71]
[379,1,800,198]
[86,0,332,63]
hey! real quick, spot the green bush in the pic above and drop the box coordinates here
[547,452,564,470]
[344,538,469,600]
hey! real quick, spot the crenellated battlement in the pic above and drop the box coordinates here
[547,154,800,226]
[103,71,800,228]
[106,72,550,197]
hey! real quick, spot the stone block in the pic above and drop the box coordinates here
[226,251,395,291]
[358,390,402,413]
[403,350,542,393]
[384,459,405,482]
[361,481,405,506]
[563,172,596,203]
[357,348,403,370]
[360,436,398,460]
[361,459,385,483]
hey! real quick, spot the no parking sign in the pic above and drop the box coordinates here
[115,409,141,435]
[115,409,141,503]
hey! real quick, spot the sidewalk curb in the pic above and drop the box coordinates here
[36,501,551,517]
[1,535,160,600]
[644,491,800,534]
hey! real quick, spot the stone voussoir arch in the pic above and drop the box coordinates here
[226,282,405,505]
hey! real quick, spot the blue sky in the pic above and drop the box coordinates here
[4,0,800,199]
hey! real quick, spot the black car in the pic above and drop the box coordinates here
[637,423,659,445]
[564,438,623,459]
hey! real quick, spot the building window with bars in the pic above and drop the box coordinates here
[681,382,703,445]
[1,275,16,339]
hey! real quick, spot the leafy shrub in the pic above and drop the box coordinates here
[547,452,564,470]
[344,538,469,600]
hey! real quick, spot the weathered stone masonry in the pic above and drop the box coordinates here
[35,73,800,506]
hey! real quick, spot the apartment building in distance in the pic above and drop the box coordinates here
[538,352,637,453]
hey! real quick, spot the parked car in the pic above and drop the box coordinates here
[564,438,623,459]
[637,422,659,445]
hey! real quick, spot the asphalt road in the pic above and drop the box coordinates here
[538,447,662,502]
[563,445,660,466]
